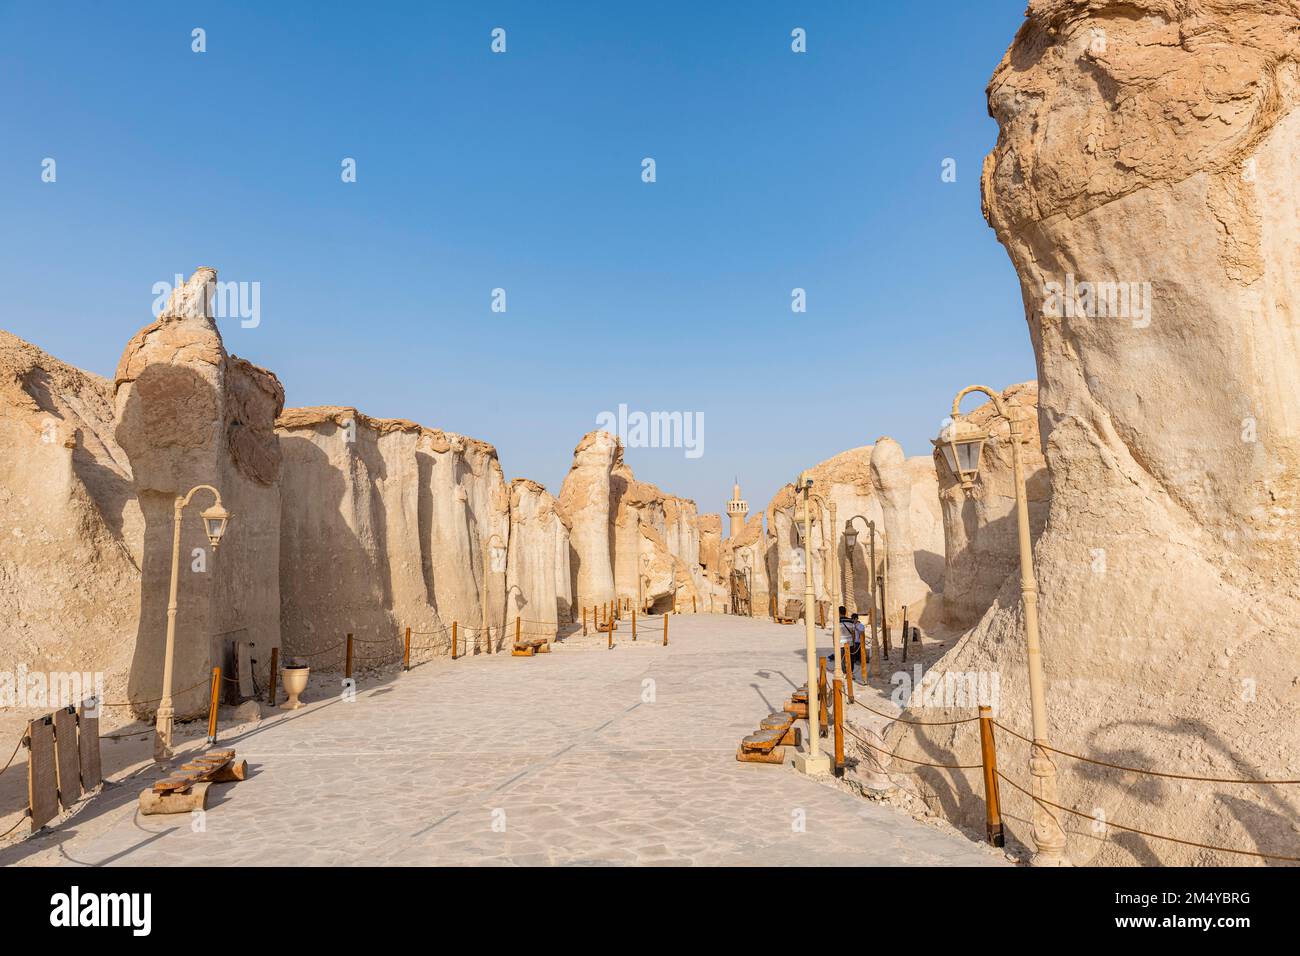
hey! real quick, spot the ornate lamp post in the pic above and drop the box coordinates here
[156,484,229,761]
[843,515,887,664]
[936,385,1067,866]
[481,532,506,654]
[792,473,830,775]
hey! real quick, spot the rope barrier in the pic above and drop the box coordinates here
[994,770,1300,862]
[990,720,1300,785]
[852,699,981,727]
[0,814,26,840]
[99,675,212,709]
[842,723,982,770]
[0,735,23,779]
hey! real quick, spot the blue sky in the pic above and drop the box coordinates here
[0,0,1033,515]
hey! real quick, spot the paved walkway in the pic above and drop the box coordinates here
[46,615,1000,866]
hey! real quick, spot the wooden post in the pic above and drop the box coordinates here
[833,678,845,775]
[978,706,1005,847]
[860,628,868,682]
[632,608,637,641]
[692,595,697,613]
[515,616,521,647]
[818,657,828,736]
[452,621,458,660]
[901,605,909,663]
[206,666,221,744]
[663,613,668,646]
[267,648,279,706]
[607,619,613,650]
[583,606,588,636]
[841,646,855,704]
[404,627,411,671]
[345,633,354,679]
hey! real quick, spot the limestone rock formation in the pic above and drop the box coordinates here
[115,269,284,717]
[558,431,618,613]
[936,382,1047,630]
[897,2,1300,864]
[0,331,143,705]
[276,407,510,657]
[506,478,570,633]
[763,445,944,626]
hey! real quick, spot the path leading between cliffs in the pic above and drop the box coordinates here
[33,614,1003,866]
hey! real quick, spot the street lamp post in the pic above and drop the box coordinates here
[807,491,839,685]
[792,473,830,775]
[156,484,230,762]
[843,515,887,668]
[482,532,505,654]
[936,384,1068,866]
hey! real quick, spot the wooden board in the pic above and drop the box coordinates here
[52,708,81,809]
[78,700,102,790]
[152,749,236,794]
[237,642,255,699]
[27,716,58,831]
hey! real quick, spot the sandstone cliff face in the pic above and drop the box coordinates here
[114,269,283,717]
[763,445,944,625]
[936,382,1048,630]
[559,431,618,612]
[506,478,570,633]
[0,331,142,704]
[898,2,1300,864]
[276,408,510,657]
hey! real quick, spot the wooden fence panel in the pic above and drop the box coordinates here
[27,716,58,831]
[78,700,102,791]
[53,707,81,809]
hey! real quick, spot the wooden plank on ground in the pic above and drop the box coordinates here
[27,716,58,831]
[52,707,81,809]
[78,700,101,790]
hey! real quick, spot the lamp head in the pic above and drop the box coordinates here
[200,502,231,550]
[935,415,988,491]
[843,522,858,549]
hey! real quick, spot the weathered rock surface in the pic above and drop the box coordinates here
[936,382,1047,630]
[114,269,283,717]
[559,431,618,613]
[506,478,570,635]
[276,407,510,658]
[0,331,142,706]
[899,2,1300,864]
[762,445,944,626]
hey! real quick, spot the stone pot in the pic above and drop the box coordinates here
[280,665,310,710]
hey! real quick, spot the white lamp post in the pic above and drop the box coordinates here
[156,484,229,762]
[792,473,830,775]
[936,385,1068,866]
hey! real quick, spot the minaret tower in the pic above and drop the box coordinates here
[726,478,749,541]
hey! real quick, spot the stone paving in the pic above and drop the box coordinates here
[52,615,1002,866]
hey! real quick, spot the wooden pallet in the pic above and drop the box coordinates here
[140,749,247,815]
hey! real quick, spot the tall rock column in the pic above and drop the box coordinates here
[114,268,283,717]
[558,430,618,612]
[895,1,1300,865]
[869,437,928,625]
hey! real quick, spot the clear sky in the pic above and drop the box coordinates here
[0,0,1033,517]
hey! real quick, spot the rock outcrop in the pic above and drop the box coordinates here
[276,407,510,658]
[935,382,1047,630]
[896,2,1300,864]
[0,331,143,705]
[506,478,570,634]
[114,268,284,717]
[763,445,944,626]
[559,431,618,613]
